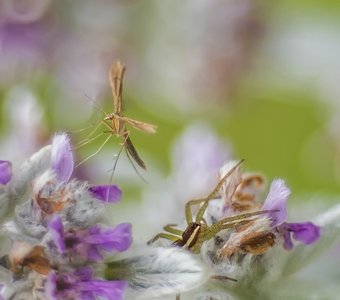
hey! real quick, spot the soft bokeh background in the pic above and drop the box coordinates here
[1,0,340,206]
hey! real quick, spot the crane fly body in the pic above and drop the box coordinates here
[101,61,156,170]
[76,61,157,171]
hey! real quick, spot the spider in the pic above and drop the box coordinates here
[148,160,274,254]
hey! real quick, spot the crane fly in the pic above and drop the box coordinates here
[76,61,157,172]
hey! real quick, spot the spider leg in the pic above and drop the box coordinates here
[185,198,209,224]
[163,224,183,235]
[201,220,251,242]
[218,209,273,224]
[147,233,180,245]
[205,159,245,201]
[219,219,252,230]
[185,160,245,224]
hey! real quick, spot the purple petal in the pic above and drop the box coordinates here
[80,293,96,300]
[282,228,294,250]
[45,271,58,300]
[47,267,127,300]
[48,215,66,253]
[78,280,127,300]
[89,185,122,203]
[52,133,74,184]
[262,179,290,226]
[281,221,320,250]
[85,223,132,253]
[87,246,104,262]
[75,267,93,281]
[0,160,12,185]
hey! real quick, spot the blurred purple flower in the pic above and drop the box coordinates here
[45,268,127,300]
[280,221,321,250]
[0,160,12,185]
[260,178,320,250]
[48,215,66,253]
[172,123,231,199]
[89,185,122,203]
[52,134,74,184]
[48,215,132,262]
[51,133,121,203]
[262,179,290,226]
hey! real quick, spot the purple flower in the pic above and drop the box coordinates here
[280,222,321,250]
[260,179,320,250]
[48,215,66,253]
[0,160,12,185]
[89,185,122,203]
[52,134,74,184]
[48,216,132,261]
[262,179,290,226]
[45,268,127,300]
[51,133,121,204]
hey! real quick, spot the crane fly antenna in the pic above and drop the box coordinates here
[84,94,111,119]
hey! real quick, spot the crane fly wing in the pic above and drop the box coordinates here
[124,134,146,170]
[109,61,125,115]
[118,116,157,134]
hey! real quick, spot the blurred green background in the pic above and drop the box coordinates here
[0,0,339,202]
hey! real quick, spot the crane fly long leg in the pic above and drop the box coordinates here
[100,119,118,135]
[107,139,126,184]
[75,134,112,168]
[147,233,180,245]
[70,123,98,134]
[74,132,105,150]
[82,121,104,140]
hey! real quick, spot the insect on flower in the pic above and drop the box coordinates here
[0,243,52,279]
[76,61,157,172]
[148,160,276,254]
